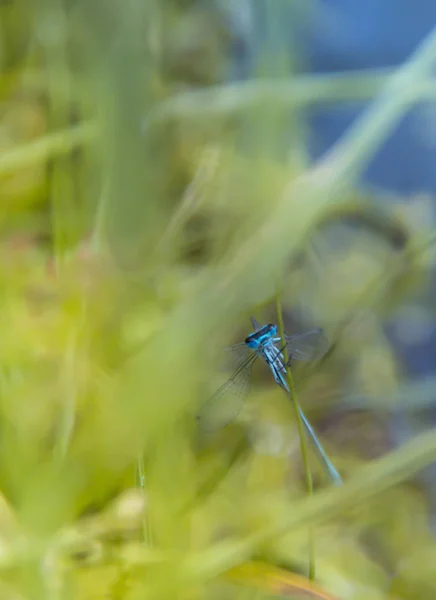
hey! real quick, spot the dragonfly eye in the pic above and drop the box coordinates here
[245,334,258,349]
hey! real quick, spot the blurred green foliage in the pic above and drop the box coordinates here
[1,1,436,600]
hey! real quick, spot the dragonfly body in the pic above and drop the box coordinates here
[246,323,289,383]
[198,318,342,486]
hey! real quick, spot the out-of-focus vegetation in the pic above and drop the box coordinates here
[1,1,436,599]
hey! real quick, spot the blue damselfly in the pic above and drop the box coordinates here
[198,317,342,486]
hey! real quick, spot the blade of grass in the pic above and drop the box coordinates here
[144,68,436,128]
[37,1,77,268]
[182,426,436,585]
[0,123,96,177]
[187,26,436,329]
[136,454,152,546]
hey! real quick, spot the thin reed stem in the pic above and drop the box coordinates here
[275,292,315,581]
[136,454,152,545]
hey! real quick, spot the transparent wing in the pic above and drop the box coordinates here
[283,328,329,361]
[250,316,261,329]
[220,342,254,372]
[197,352,257,432]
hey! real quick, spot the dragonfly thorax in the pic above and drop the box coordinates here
[245,323,278,349]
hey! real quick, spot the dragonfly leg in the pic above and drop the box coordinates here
[270,344,292,371]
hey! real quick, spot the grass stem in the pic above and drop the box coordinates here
[275,292,315,581]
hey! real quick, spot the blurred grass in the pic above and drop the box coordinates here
[1,1,436,600]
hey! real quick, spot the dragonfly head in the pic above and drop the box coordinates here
[245,323,278,349]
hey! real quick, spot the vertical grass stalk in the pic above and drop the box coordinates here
[136,454,153,546]
[275,292,315,581]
